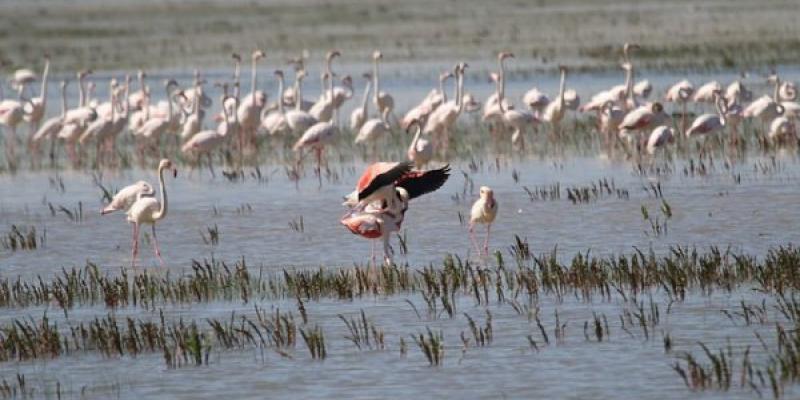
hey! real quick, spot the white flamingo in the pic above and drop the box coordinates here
[542,65,569,137]
[406,119,433,169]
[32,80,68,163]
[23,54,50,142]
[350,73,372,132]
[424,63,466,154]
[294,71,339,186]
[372,50,396,126]
[126,158,177,267]
[261,70,291,136]
[285,70,318,135]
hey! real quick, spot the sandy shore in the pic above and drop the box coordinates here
[1,0,799,73]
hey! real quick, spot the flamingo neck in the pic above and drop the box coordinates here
[152,166,168,221]
[440,76,448,103]
[39,59,50,103]
[250,58,258,97]
[410,125,422,150]
[79,76,86,107]
[277,75,285,114]
[60,84,67,118]
[455,69,464,114]
[558,70,566,107]
[373,58,380,103]
[294,78,302,111]
[109,83,115,120]
[360,81,371,117]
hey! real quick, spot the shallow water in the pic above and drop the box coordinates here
[2,67,800,398]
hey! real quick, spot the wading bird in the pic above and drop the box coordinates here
[469,186,498,257]
[126,158,177,267]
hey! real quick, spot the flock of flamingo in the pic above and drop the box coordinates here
[1,42,797,266]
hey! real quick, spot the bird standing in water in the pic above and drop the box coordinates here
[469,186,498,256]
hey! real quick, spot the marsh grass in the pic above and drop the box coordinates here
[0,225,42,251]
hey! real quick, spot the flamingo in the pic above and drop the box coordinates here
[694,81,723,104]
[23,54,50,143]
[600,100,625,143]
[350,73,372,132]
[183,88,236,177]
[9,67,37,99]
[79,79,117,166]
[137,80,179,148]
[743,74,784,134]
[293,71,339,186]
[634,80,653,100]
[664,79,694,134]
[483,52,514,134]
[646,126,674,155]
[0,91,28,164]
[341,162,449,266]
[179,70,206,141]
[469,186,498,257]
[261,70,291,136]
[285,70,318,135]
[309,50,342,123]
[618,102,669,150]
[686,91,728,153]
[237,50,267,149]
[542,65,570,137]
[341,163,449,266]
[767,116,795,144]
[406,119,433,169]
[58,70,97,165]
[32,80,68,164]
[126,158,177,267]
[401,71,452,130]
[101,180,155,215]
[496,68,537,149]
[372,51,396,126]
[424,63,467,154]
[355,107,391,152]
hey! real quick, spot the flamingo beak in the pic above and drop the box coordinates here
[172,168,178,178]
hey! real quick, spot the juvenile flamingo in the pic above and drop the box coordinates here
[126,158,177,267]
[469,186,498,257]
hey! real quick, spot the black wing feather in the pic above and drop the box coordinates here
[397,165,451,200]
[358,161,413,201]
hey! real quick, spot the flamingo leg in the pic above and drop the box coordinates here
[131,223,140,267]
[151,224,164,266]
[483,223,492,256]
[468,223,482,257]
[207,152,215,178]
[315,147,322,188]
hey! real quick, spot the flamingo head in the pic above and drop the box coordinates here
[498,52,514,61]
[274,69,284,78]
[651,102,664,113]
[362,72,372,80]
[341,74,353,89]
[372,50,383,60]
[488,72,500,83]
[405,118,420,133]
[158,159,178,178]
[252,50,266,61]
[327,50,341,61]
[479,186,494,200]
[232,53,242,63]
[440,71,454,82]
